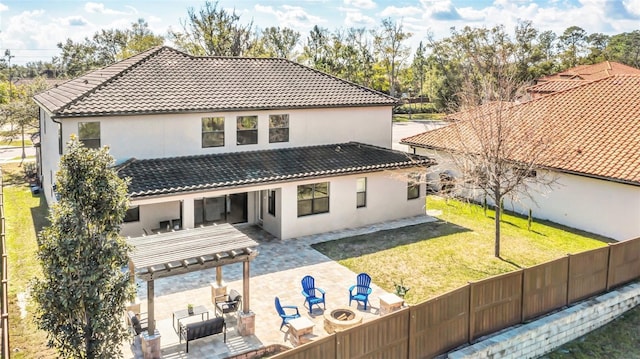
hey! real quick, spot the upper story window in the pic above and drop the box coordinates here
[269,114,289,143]
[202,117,225,148]
[237,116,258,145]
[407,173,420,200]
[298,182,329,217]
[356,177,367,208]
[78,122,100,149]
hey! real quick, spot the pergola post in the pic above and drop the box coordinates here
[147,280,155,333]
[242,260,250,313]
[140,280,161,359]
[216,266,223,286]
[238,259,255,336]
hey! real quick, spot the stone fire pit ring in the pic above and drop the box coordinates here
[323,307,363,334]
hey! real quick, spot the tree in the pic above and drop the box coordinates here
[58,19,164,77]
[0,77,50,163]
[169,0,254,56]
[606,31,640,68]
[439,68,559,258]
[372,18,412,97]
[252,26,300,59]
[32,137,133,358]
[301,25,334,73]
[411,41,427,101]
[557,26,587,68]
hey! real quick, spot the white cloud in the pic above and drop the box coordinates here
[344,10,376,26]
[343,0,376,10]
[0,3,8,12]
[254,4,326,30]
[380,5,422,17]
[623,0,640,16]
[84,2,128,15]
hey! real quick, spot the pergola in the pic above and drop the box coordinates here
[128,224,259,334]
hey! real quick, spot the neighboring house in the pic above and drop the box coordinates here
[526,61,640,99]
[402,74,640,241]
[34,46,434,239]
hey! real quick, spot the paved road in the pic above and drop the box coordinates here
[0,146,35,163]
[392,120,447,152]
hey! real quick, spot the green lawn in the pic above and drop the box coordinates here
[1,163,55,358]
[313,195,611,304]
[393,113,446,122]
[0,139,34,147]
[542,304,640,359]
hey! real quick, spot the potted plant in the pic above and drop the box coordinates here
[187,303,194,315]
[394,279,410,298]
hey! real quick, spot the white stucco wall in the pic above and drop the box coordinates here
[413,147,640,241]
[279,171,426,239]
[57,106,392,163]
[120,169,426,240]
[39,109,62,205]
[40,106,392,207]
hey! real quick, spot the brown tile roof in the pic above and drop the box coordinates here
[401,75,640,185]
[34,46,397,118]
[525,80,586,94]
[116,142,434,198]
[539,61,640,82]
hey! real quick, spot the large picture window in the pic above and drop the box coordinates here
[237,116,258,145]
[202,117,224,147]
[269,114,289,143]
[78,122,100,149]
[297,182,329,216]
[407,173,420,200]
[356,177,367,208]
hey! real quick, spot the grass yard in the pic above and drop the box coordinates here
[313,195,612,304]
[1,162,55,358]
[393,113,446,122]
[542,304,640,359]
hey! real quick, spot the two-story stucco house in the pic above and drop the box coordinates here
[34,46,434,239]
[402,74,640,241]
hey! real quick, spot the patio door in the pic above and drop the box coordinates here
[194,193,247,226]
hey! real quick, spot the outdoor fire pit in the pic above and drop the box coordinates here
[323,307,363,334]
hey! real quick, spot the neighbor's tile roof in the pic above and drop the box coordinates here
[33,46,397,118]
[539,61,640,82]
[116,142,434,198]
[401,75,640,185]
[525,80,586,94]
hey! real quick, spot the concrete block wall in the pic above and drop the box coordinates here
[448,282,640,359]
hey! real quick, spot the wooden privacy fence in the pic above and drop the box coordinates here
[273,237,640,359]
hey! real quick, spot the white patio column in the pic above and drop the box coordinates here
[182,198,195,229]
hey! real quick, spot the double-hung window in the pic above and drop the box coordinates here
[297,182,329,216]
[78,122,100,149]
[202,117,224,147]
[407,173,420,200]
[237,116,258,145]
[269,114,289,143]
[356,177,367,208]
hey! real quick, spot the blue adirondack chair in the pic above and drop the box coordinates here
[301,275,326,314]
[349,273,373,310]
[274,296,301,330]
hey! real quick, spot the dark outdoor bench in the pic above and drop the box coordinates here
[126,311,148,343]
[179,317,226,353]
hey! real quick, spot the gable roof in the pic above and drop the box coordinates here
[116,142,434,198]
[34,46,397,118]
[401,75,640,185]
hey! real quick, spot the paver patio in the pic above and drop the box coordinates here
[123,215,435,358]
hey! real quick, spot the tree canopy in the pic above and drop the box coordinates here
[32,137,134,358]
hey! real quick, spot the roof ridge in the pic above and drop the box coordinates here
[281,58,399,103]
[55,46,167,115]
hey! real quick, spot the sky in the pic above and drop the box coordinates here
[0,0,639,65]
